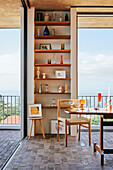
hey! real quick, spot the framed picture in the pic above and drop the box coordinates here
[55,70,66,78]
[29,104,42,117]
[51,119,69,134]
[40,44,51,50]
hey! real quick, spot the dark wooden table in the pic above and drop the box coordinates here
[64,108,113,165]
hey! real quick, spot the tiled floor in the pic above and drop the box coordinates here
[5,132,113,170]
[0,130,20,169]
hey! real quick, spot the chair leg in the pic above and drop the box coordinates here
[57,119,59,141]
[89,120,91,145]
[65,119,67,147]
[78,124,81,141]
[29,120,33,140]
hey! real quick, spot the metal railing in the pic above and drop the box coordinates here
[0,95,111,126]
[0,96,21,125]
[78,96,113,125]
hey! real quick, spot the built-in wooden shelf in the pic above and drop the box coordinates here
[34,64,71,67]
[34,49,71,53]
[35,21,70,26]
[42,106,70,109]
[34,92,71,94]
[42,106,57,109]
[34,78,71,80]
[35,35,70,39]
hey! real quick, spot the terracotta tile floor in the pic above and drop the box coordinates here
[5,132,113,170]
[0,130,20,169]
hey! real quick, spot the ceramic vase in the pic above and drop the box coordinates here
[43,26,49,35]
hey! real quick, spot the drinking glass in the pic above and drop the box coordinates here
[98,93,101,109]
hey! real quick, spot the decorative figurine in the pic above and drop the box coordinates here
[42,73,46,79]
[60,55,63,64]
[59,86,63,93]
[45,84,49,93]
[43,26,50,35]
[37,67,40,78]
[51,28,55,35]
[44,13,49,21]
[39,83,42,93]
[65,84,68,93]
[59,14,63,21]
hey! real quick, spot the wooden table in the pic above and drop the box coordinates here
[64,108,113,165]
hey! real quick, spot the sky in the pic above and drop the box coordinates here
[0,28,113,96]
[0,29,20,96]
[78,29,113,96]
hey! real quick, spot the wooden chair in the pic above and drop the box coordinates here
[57,99,91,147]
[29,117,45,140]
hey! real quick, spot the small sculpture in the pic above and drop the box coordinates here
[44,13,49,21]
[39,83,42,93]
[37,67,40,78]
[59,86,63,93]
[45,84,49,93]
[60,55,63,64]
[65,84,68,93]
[51,28,55,35]
[42,73,46,79]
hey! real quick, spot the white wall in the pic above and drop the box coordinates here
[27,7,35,136]
[71,8,77,136]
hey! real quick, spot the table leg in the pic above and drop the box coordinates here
[100,117,104,165]
[29,120,33,140]
[93,117,104,165]
[34,120,36,136]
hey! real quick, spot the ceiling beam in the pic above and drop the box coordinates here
[21,0,27,8]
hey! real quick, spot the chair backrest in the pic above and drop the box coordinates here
[57,99,80,117]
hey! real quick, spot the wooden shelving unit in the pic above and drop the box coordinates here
[35,21,70,26]
[34,64,71,67]
[34,49,71,53]
[35,35,70,39]
[34,11,71,115]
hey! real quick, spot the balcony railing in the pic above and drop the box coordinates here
[0,96,21,126]
[78,96,113,125]
[0,95,111,127]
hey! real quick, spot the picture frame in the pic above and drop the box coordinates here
[55,70,66,78]
[51,119,69,134]
[40,44,51,50]
[29,104,42,117]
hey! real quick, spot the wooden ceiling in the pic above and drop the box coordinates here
[0,0,21,28]
[1,0,113,28]
[29,0,113,10]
